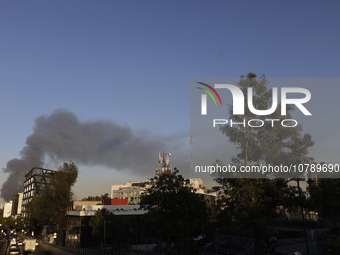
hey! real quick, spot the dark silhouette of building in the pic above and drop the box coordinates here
[22,167,55,217]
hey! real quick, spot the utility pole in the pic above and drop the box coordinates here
[189,129,193,179]
[297,179,310,255]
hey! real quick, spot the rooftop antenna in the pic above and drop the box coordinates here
[156,152,172,175]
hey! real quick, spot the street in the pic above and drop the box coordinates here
[2,241,52,255]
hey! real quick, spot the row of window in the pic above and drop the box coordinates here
[113,192,141,197]
[22,197,32,205]
[24,183,35,192]
[23,177,35,189]
[23,190,35,199]
[23,176,51,189]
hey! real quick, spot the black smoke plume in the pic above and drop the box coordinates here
[1,109,189,201]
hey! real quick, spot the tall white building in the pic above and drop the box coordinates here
[3,201,13,218]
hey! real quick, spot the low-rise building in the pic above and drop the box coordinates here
[66,205,146,248]
[110,178,207,205]
[68,200,102,211]
[111,181,151,205]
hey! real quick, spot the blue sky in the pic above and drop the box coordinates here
[1,1,340,204]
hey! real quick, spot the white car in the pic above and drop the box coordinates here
[10,249,20,255]
[10,238,17,246]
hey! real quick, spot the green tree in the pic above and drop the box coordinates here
[25,161,79,244]
[25,193,54,234]
[216,73,314,254]
[82,193,108,201]
[219,72,314,171]
[49,161,79,244]
[89,208,115,247]
[140,168,211,251]
[307,175,340,219]
[215,178,293,252]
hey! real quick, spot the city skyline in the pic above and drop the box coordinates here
[1,1,340,204]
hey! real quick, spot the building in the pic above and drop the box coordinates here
[189,178,205,190]
[11,193,23,216]
[22,167,55,217]
[3,201,13,218]
[103,197,128,205]
[109,152,210,205]
[110,178,209,205]
[110,181,152,205]
[111,183,145,205]
[68,200,102,211]
[65,205,146,248]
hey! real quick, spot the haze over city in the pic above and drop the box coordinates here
[1,1,340,204]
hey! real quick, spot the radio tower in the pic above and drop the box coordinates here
[189,129,193,179]
[155,152,172,175]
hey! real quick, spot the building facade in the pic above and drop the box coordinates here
[3,201,13,218]
[111,182,149,205]
[22,167,55,217]
[11,193,23,216]
[65,205,146,248]
[110,178,210,205]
